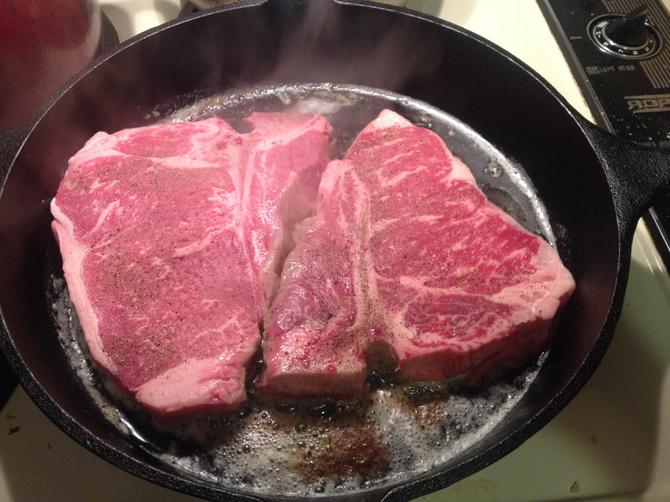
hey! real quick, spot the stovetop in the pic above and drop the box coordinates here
[540,0,670,144]
[1,1,670,501]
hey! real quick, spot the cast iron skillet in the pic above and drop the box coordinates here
[1,1,669,500]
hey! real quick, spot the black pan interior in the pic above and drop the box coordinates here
[0,2,623,500]
[45,83,555,498]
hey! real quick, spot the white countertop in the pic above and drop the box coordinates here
[2,1,670,501]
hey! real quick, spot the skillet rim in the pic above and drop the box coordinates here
[0,1,628,500]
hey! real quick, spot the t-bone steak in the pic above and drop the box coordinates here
[51,113,330,417]
[259,110,575,397]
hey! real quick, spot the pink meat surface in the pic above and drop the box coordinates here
[259,110,575,397]
[52,113,330,417]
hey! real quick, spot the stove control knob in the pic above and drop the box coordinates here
[605,6,652,48]
[588,6,662,60]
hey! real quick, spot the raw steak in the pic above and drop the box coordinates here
[259,110,575,397]
[52,113,330,417]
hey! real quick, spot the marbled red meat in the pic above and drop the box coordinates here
[259,110,575,397]
[51,114,330,417]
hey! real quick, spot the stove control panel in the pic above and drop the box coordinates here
[589,6,662,60]
[538,0,670,145]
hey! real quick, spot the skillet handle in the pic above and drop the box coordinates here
[581,121,670,238]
